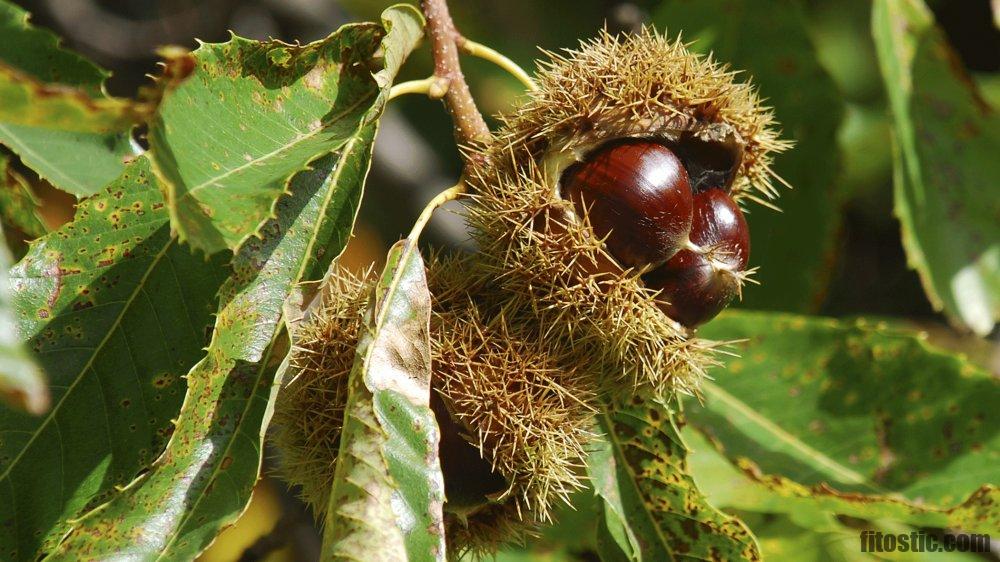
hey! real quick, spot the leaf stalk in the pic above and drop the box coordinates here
[408,181,467,240]
[458,37,538,91]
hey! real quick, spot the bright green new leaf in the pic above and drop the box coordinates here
[1,156,229,561]
[653,0,843,312]
[872,0,1000,336]
[589,397,760,561]
[693,311,999,533]
[0,222,47,415]
[322,238,446,562]
[0,1,138,196]
[151,5,423,255]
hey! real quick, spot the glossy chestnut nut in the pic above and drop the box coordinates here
[561,139,693,268]
[689,187,750,268]
[644,188,750,328]
[644,250,731,328]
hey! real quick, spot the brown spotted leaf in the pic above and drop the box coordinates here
[2,156,229,561]
[321,238,446,562]
[42,7,419,559]
[589,396,760,562]
[49,119,381,560]
[150,5,423,255]
[873,0,1000,335]
[693,311,999,533]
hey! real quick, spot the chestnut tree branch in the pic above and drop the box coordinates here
[420,0,492,145]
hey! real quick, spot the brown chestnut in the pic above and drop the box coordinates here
[644,188,750,328]
[561,139,693,268]
[689,187,750,269]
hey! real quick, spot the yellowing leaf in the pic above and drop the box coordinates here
[0,1,139,196]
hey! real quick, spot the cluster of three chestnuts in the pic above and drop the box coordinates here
[561,138,750,328]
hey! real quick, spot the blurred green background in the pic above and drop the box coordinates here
[7,0,997,560]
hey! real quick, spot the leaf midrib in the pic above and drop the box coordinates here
[177,93,375,200]
[152,336,279,561]
[701,380,884,493]
[294,131,367,283]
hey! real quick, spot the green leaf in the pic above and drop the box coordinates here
[0,1,103,97]
[834,103,893,204]
[0,222,47,415]
[653,0,844,312]
[872,0,1000,335]
[686,426,997,536]
[51,124,380,559]
[588,397,760,561]
[151,4,423,255]
[322,238,446,562]
[0,153,46,242]
[1,156,229,560]
[46,8,417,558]
[692,311,999,532]
[0,1,138,196]
[805,0,884,105]
[689,435,986,561]
[974,73,1000,109]
[0,63,134,132]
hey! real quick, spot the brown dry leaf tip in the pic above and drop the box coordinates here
[270,266,374,521]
